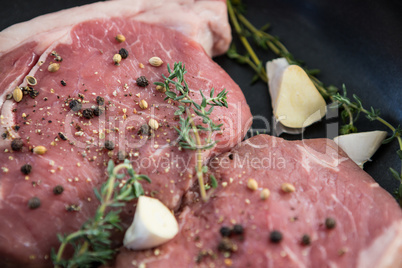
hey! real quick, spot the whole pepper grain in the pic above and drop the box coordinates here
[232,224,244,235]
[119,48,129,59]
[105,140,114,150]
[93,106,104,116]
[96,96,105,106]
[269,230,283,243]
[28,197,41,209]
[53,185,64,195]
[136,76,149,87]
[325,217,336,229]
[20,164,32,175]
[11,138,23,151]
[220,226,231,237]
[82,108,94,119]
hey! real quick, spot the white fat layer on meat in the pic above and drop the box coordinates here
[357,220,402,268]
[0,0,230,58]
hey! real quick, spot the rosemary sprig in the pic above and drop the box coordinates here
[52,159,151,267]
[227,0,402,206]
[155,62,228,201]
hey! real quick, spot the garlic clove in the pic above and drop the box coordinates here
[266,58,326,129]
[123,196,179,250]
[333,131,387,168]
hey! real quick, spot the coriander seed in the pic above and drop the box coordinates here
[281,182,295,193]
[149,56,163,67]
[26,76,37,86]
[139,99,148,109]
[148,118,159,130]
[115,34,126,43]
[113,54,122,65]
[33,145,47,155]
[247,178,258,191]
[48,63,60,73]
[13,87,23,102]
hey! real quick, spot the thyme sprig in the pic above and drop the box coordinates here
[227,0,402,206]
[155,62,228,201]
[52,159,151,268]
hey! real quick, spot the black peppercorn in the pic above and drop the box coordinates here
[93,106,104,116]
[301,234,311,245]
[21,164,32,175]
[82,108,94,119]
[61,80,67,86]
[219,226,232,237]
[105,140,114,150]
[69,100,82,112]
[228,154,234,160]
[58,132,67,141]
[232,224,244,235]
[136,76,149,87]
[119,48,129,59]
[325,217,336,229]
[117,151,126,161]
[53,185,64,195]
[28,197,41,209]
[96,96,105,106]
[269,230,283,243]
[138,124,150,136]
[11,138,24,151]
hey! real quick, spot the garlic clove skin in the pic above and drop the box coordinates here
[124,196,179,250]
[266,58,326,129]
[333,131,387,168]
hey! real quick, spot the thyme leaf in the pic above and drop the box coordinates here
[227,0,402,207]
[52,159,151,267]
[155,62,229,201]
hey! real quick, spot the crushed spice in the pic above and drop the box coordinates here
[82,108,94,119]
[53,185,64,195]
[28,197,41,209]
[11,138,24,151]
[69,100,82,112]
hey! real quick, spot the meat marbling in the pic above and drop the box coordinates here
[113,135,402,268]
[0,1,251,267]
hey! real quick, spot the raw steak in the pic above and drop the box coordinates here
[113,134,402,268]
[0,1,251,267]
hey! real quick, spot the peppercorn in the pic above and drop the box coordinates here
[232,224,244,235]
[117,151,126,161]
[28,197,41,209]
[11,138,23,151]
[138,124,150,136]
[105,140,114,150]
[325,217,336,229]
[136,76,149,87]
[69,100,82,112]
[53,185,64,195]
[58,132,67,141]
[119,48,129,59]
[220,226,232,237]
[93,106,104,116]
[82,108,94,119]
[113,54,122,65]
[228,154,234,160]
[61,80,67,86]
[96,96,105,105]
[269,230,283,243]
[301,234,311,245]
[21,164,32,175]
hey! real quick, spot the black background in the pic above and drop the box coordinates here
[1,0,401,196]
